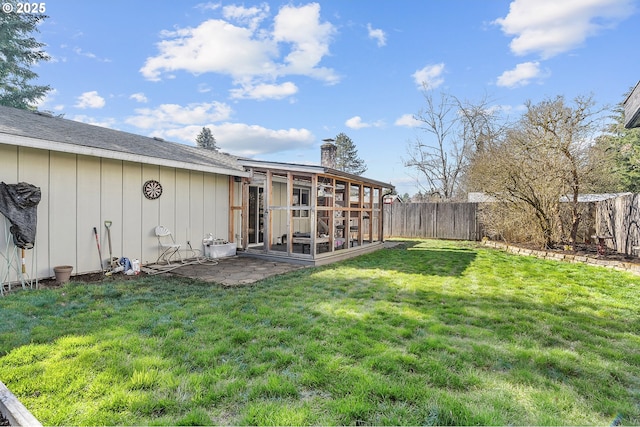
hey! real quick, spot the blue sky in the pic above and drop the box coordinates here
[33,0,639,195]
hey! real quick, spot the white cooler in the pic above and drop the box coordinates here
[203,238,236,259]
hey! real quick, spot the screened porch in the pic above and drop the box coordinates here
[230,160,393,266]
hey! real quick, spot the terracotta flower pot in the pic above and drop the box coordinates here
[53,265,73,284]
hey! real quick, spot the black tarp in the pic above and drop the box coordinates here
[0,182,41,249]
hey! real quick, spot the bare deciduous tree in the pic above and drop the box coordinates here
[404,90,472,200]
[469,94,608,248]
[404,89,504,200]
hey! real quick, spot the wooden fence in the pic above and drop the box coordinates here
[595,193,640,255]
[384,196,640,247]
[383,202,481,240]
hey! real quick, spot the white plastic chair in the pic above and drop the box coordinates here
[155,226,182,264]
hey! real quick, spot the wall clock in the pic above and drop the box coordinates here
[143,180,162,200]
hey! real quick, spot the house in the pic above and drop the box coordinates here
[0,105,250,285]
[383,194,404,205]
[624,80,640,129]
[0,106,393,285]
[467,192,497,203]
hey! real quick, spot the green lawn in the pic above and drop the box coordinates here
[1,239,639,426]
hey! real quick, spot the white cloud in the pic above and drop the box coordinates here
[412,63,445,90]
[195,2,221,12]
[140,3,338,99]
[140,19,278,81]
[394,114,421,128]
[230,81,298,100]
[367,23,386,47]
[121,102,315,156]
[75,91,105,109]
[130,92,148,103]
[159,123,315,156]
[123,100,313,155]
[73,47,111,63]
[222,3,269,31]
[346,116,370,129]
[273,3,338,83]
[345,116,383,130]
[125,102,233,129]
[493,0,635,59]
[496,61,545,88]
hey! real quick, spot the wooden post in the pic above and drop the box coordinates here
[366,186,373,243]
[310,174,318,257]
[228,176,234,243]
[241,177,249,250]
[328,177,335,252]
[379,189,385,241]
[287,172,293,255]
[358,183,364,246]
[265,170,272,253]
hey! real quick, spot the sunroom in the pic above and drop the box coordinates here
[231,158,394,266]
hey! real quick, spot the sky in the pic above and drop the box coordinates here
[29,0,640,196]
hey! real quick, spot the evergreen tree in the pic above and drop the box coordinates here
[334,132,367,175]
[595,94,640,192]
[0,4,51,109]
[196,127,219,151]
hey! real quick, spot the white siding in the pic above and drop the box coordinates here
[189,171,205,247]
[158,166,176,258]
[174,169,190,258]
[0,144,231,282]
[122,162,143,264]
[101,158,124,269]
[19,148,51,279]
[142,164,161,264]
[77,155,101,273]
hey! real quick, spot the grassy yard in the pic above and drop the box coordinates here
[1,239,639,426]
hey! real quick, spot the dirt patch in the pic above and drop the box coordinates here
[36,270,148,290]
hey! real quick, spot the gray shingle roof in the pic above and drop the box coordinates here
[0,105,245,173]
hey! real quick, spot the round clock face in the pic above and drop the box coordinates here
[143,180,162,200]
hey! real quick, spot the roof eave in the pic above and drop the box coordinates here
[0,133,251,177]
[238,159,394,189]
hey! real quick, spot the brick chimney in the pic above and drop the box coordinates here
[321,139,337,169]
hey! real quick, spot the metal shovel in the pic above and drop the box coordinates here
[104,220,118,268]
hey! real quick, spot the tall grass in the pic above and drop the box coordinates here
[1,239,638,425]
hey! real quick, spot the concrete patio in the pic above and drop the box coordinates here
[159,255,306,286]
[140,242,400,286]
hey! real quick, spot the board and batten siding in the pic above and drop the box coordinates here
[0,143,230,282]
